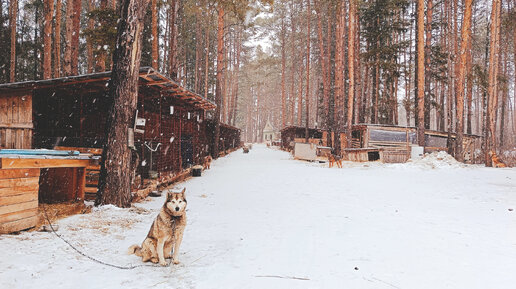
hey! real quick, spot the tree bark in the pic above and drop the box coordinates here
[485,0,501,166]
[71,0,81,75]
[281,16,287,129]
[346,0,355,148]
[54,0,62,78]
[151,0,158,69]
[64,0,73,76]
[87,0,95,73]
[455,0,472,162]
[305,0,311,141]
[213,6,224,158]
[168,0,179,79]
[424,0,432,129]
[96,0,150,207]
[315,1,329,131]
[416,0,425,146]
[9,0,17,82]
[43,0,54,79]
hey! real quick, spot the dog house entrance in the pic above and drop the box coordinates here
[367,151,380,161]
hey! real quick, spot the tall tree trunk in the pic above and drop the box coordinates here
[96,0,150,207]
[151,0,158,69]
[424,0,432,129]
[305,0,311,141]
[231,29,241,127]
[334,1,345,153]
[64,0,73,76]
[416,0,425,147]
[71,0,81,75]
[346,0,355,148]
[43,0,53,79]
[204,13,210,100]
[499,49,507,148]
[281,16,287,129]
[194,9,201,92]
[87,0,95,73]
[485,0,501,166]
[54,0,62,78]
[455,0,473,162]
[289,0,296,125]
[315,1,329,131]
[95,0,108,72]
[168,0,179,79]
[466,39,473,134]
[213,6,224,158]
[9,0,17,82]
[297,68,303,126]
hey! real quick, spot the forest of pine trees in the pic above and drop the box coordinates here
[0,0,515,165]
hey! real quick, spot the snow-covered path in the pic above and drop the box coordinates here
[1,144,516,289]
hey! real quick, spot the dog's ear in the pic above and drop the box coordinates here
[181,188,186,201]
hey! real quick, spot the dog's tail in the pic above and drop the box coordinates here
[128,244,142,256]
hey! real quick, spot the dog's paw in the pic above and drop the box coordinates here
[173,260,180,265]
[159,260,168,266]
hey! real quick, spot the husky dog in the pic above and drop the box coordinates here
[128,188,187,266]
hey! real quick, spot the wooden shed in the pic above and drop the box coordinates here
[280,126,324,151]
[424,130,482,163]
[346,124,483,163]
[0,67,216,201]
[205,121,242,156]
[346,124,417,163]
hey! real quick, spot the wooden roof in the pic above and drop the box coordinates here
[0,67,216,111]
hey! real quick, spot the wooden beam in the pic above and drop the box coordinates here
[0,158,91,169]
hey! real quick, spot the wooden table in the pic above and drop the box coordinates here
[0,153,99,234]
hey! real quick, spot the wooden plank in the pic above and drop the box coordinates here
[0,184,40,196]
[55,146,103,155]
[0,215,38,234]
[0,191,38,206]
[0,123,34,129]
[0,200,38,215]
[0,168,40,179]
[84,187,98,193]
[86,180,99,186]
[0,177,40,189]
[0,158,91,169]
[0,208,37,224]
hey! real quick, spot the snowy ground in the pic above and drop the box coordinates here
[1,144,515,289]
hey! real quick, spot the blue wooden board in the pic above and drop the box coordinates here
[0,149,80,156]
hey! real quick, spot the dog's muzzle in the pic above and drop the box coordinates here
[175,207,180,211]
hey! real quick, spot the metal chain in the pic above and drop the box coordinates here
[41,204,162,270]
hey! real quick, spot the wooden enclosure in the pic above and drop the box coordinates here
[0,90,33,149]
[350,124,417,163]
[282,123,483,164]
[424,130,482,163]
[0,67,218,191]
[280,126,324,151]
[0,152,95,233]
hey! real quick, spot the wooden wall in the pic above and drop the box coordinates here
[0,91,33,149]
[0,169,40,234]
